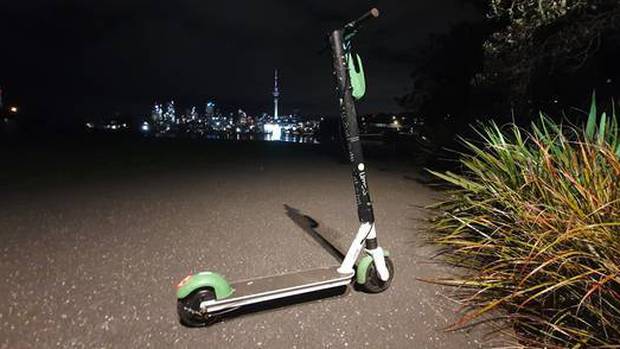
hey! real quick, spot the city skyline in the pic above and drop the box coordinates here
[0,0,480,123]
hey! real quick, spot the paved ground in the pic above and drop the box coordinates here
[0,139,501,348]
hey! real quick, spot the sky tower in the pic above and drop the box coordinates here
[273,69,279,117]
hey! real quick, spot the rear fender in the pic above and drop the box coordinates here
[176,271,234,300]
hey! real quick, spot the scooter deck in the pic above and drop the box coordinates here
[204,266,354,313]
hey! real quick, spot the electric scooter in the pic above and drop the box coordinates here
[176,8,393,327]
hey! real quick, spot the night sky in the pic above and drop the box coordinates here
[1,0,480,121]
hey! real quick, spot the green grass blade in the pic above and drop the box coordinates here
[586,91,597,140]
[598,112,607,144]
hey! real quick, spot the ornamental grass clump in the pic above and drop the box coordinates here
[428,99,620,347]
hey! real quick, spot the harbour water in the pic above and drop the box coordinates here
[204,132,319,144]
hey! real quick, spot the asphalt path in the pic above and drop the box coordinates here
[0,139,500,348]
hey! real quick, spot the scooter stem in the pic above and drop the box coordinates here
[329,27,389,278]
[329,28,375,228]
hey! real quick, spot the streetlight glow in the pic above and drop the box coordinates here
[10,106,18,113]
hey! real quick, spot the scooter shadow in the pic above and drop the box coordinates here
[283,204,347,262]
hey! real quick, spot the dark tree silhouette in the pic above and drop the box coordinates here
[479,0,620,114]
[401,0,620,136]
[398,22,493,155]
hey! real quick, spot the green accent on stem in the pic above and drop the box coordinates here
[176,272,234,300]
[356,250,390,285]
[347,53,366,100]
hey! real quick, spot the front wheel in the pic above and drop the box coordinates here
[359,256,394,293]
[177,288,215,327]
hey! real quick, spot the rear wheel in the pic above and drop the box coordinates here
[360,256,394,293]
[177,288,215,327]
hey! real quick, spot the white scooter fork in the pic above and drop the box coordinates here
[337,223,390,281]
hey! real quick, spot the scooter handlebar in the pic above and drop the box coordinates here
[344,8,380,32]
[318,8,380,54]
